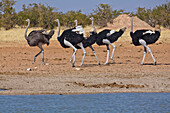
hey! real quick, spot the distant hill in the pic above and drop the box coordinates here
[105,14,153,30]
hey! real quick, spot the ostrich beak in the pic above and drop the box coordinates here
[54,19,58,22]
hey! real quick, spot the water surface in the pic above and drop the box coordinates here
[0,93,169,112]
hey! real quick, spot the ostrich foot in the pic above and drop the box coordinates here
[104,62,109,65]
[72,62,75,67]
[32,60,35,64]
[33,57,36,64]
[70,59,73,63]
[42,62,45,65]
[153,62,157,65]
[111,58,115,64]
[79,63,83,67]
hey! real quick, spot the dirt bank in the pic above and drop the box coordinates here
[0,37,170,95]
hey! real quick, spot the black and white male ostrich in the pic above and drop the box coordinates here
[96,26,126,64]
[74,17,100,65]
[129,14,161,65]
[55,19,85,67]
[25,19,55,65]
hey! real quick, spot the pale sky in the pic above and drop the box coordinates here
[14,0,169,14]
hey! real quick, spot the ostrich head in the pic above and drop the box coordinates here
[25,19,30,22]
[121,26,126,32]
[74,20,77,22]
[90,17,94,21]
[74,19,77,24]
[54,19,59,22]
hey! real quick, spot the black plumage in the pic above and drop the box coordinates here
[130,30,160,46]
[75,31,98,49]
[57,28,84,48]
[96,29,125,46]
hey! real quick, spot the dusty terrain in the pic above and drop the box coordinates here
[0,29,170,95]
[0,14,170,95]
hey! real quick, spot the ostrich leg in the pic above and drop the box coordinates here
[141,47,147,65]
[104,45,110,64]
[146,46,156,65]
[72,49,76,66]
[103,39,112,64]
[103,39,116,63]
[78,42,86,66]
[110,44,116,63]
[89,46,100,65]
[33,51,42,64]
[139,39,156,65]
[64,39,77,67]
[33,43,44,65]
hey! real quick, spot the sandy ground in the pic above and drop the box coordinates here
[0,34,170,95]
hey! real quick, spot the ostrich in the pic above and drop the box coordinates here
[96,26,126,64]
[55,19,86,67]
[74,17,100,65]
[25,19,55,65]
[129,14,161,65]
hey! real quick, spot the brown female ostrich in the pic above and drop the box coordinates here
[25,19,55,65]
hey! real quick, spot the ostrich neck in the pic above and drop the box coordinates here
[75,21,77,27]
[25,21,30,40]
[57,20,60,38]
[92,20,94,27]
[131,16,133,32]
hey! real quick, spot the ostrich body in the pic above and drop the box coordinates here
[25,19,55,65]
[55,19,86,67]
[129,14,160,65]
[96,27,126,64]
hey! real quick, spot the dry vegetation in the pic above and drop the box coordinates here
[0,25,169,45]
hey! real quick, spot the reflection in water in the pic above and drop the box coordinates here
[0,93,169,112]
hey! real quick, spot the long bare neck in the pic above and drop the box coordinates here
[57,20,60,38]
[92,19,94,28]
[75,20,77,27]
[130,16,133,32]
[25,21,30,40]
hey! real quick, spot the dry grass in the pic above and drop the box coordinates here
[0,26,169,43]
